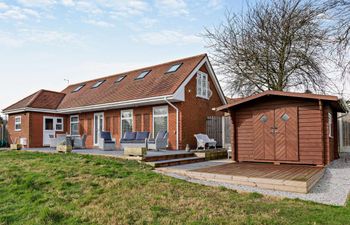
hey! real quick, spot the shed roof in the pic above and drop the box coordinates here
[217,90,348,113]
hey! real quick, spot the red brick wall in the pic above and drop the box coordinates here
[8,112,68,148]
[177,65,225,149]
[69,104,177,149]
[7,113,30,146]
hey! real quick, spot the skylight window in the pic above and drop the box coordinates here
[115,75,126,83]
[135,70,151,80]
[166,63,182,73]
[72,84,85,93]
[91,80,105,88]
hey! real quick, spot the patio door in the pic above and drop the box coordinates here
[253,107,299,161]
[43,117,55,146]
[94,113,104,146]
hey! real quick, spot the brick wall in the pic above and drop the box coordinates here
[177,64,225,149]
[7,113,30,146]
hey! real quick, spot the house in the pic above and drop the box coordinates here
[3,54,227,150]
[217,91,348,166]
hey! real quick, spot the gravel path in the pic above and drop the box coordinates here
[156,153,350,206]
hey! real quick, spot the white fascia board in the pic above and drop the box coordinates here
[173,56,227,105]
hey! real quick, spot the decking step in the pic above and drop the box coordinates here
[144,152,196,162]
[146,157,205,168]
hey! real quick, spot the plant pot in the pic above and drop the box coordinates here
[10,144,22,150]
[56,144,72,153]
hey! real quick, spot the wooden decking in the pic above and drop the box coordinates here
[189,163,325,193]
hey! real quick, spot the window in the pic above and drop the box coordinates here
[92,80,105,88]
[196,71,210,99]
[135,70,151,80]
[153,106,168,138]
[70,115,79,136]
[56,118,64,131]
[166,63,182,73]
[121,110,133,136]
[328,112,333,137]
[15,116,21,131]
[72,84,85,93]
[115,75,126,83]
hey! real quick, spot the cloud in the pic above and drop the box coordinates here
[0,29,81,48]
[207,0,222,9]
[84,19,114,28]
[155,0,189,16]
[133,30,202,46]
[108,0,150,17]
[0,6,40,20]
[0,2,9,10]
[16,0,57,7]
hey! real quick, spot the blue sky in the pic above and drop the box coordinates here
[0,0,249,112]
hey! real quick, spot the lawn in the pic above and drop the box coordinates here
[0,151,349,225]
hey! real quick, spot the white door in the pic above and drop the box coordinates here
[94,113,104,146]
[43,117,55,146]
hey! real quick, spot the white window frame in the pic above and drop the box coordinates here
[196,71,209,99]
[70,115,79,136]
[15,116,22,131]
[328,112,333,138]
[152,106,169,138]
[55,117,64,132]
[121,109,133,137]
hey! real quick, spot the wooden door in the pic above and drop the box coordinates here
[275,107,299,161]
[253,110,275,160]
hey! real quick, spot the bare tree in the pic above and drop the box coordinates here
[204,0,333,97]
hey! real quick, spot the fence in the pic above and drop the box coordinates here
[206,116,231,149]
[339,113,350,152]
[0,120,8,147]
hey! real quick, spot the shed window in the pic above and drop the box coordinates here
[166,63,182,73]
[70,115,79,136]
[328,112,333,137]
[92,80,105,88]
[72,84,85,93]
[281,113,289,122]
[260,115,268,123]
[196,71,210,99]
[15,116,21,131]
[135,70,151,80]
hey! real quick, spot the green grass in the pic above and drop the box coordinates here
[0,151,349,225]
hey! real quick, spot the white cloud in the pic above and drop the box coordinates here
[0,6,40,20]
[16,0,57,7]
[0,29,81,48]
[61,0,73,6]
[207,0,222,9]
[84,19,114,28]
[108,0,150,17]
[133,30,202,46]
[0,2,9,10]
[155,0,189,16]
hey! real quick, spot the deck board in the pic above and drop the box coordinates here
[190,163,324,193]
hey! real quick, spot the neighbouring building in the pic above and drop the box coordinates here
[3,54,227,150]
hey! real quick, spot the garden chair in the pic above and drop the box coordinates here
[194,134,217,150]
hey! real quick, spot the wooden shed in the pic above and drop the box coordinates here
[217,91,348,166]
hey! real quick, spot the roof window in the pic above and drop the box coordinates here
[91,80,105,88]
[135,70,151,80]
[115,75,126,83]
[166,63,182,73]
[72,84,85,93]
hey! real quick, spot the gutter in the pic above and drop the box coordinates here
[164,97,179,150]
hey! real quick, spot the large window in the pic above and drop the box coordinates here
[329,112,333,137]
[15,116,21,131]
[70,115,79,136]
[196,71,209,99]
[121,110,133,136]
[153,106,168,138]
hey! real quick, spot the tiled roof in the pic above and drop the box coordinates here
[3,54,207,112]
[57,54,206,109]
[3,90,65,111]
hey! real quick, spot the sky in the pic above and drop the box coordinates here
[0,0,249,114]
